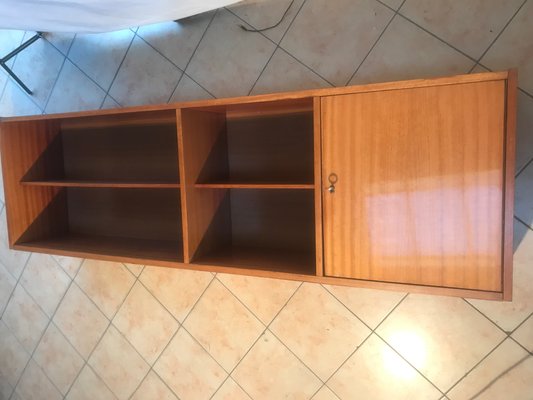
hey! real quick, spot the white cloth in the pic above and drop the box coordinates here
[0,0,241,33]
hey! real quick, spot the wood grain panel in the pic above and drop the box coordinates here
[177,109,227,262]
[502,69,517,300]
[322,81,506,291]
[0,120,62,245]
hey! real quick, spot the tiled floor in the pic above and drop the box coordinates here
[0,0,532,399]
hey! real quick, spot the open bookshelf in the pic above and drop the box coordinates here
[5,110,184,263]
[178,97,318,274]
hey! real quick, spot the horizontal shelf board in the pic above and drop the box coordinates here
[16,233,183,263]
[194,183,314,190]
[21,180,180,189]
[193,246,316,275]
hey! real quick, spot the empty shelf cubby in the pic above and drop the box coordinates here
[21,110,180,187]
[192,189,316,275]
[15,186,183,263]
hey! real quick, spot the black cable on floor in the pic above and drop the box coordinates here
[239,0,295,32]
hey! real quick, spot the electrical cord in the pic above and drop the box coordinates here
[238,0,295,32]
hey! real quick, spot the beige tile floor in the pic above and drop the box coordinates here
[0,0,532,399]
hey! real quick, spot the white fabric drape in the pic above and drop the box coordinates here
[0,0,241,33]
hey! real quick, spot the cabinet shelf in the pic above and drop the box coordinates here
[194,182,313,190]
[16,233,182,263]
[21,180,180,189]
[194,246,315,275]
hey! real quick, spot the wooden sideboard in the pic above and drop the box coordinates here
[0,70,516,300]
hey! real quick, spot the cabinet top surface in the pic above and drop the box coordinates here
[0,70,510,123]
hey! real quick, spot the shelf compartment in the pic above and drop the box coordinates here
[21,180,180,189]
[192,189,316,275]
[16,187,183,263]
[22,110,179,184]
[188,102,314,186]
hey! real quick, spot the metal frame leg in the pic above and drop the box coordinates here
[0,32,43,95]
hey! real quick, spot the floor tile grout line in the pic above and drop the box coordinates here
[374,330,447,397]
[321,329,376,398]
[0,251,32,319]
[224,0,342,91]
[137,15,211,73]
[22,257,88,397]
[320,283,381,332]
[132,31,186,80]
[321,292,409,398]
[213,276,267,327]
[0,32,26,102]
[163,10,218,103]
[64,264,144,400]
[247,43,278,96]
[238,0,309,96]
[274,43,336,86]
[375,0,405,14]
[41,33,78,113]
[395,12,478,64]
[97,32,136,102]
[509,311,533,336]
[107,280,183,371]
[41,33,77,58]
[462,298,510,335]
[514,215,533,231]
[472,0,528,65]
[473,62,533,100]
[144,275,218,400]
[518,86,533,101]
[442,335,518,397]
[266,326,327,384]
[179,71,218,100]
[134,275,184,327]
[344,1,403,86]
[208,281,304,400]
[145,276,215,360]
[228,0,340,90]
[516,156,533,179]
[9,266,79,398]
[509,335,533,356]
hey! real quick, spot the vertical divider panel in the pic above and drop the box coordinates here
[313,97,323,276]
[0,120,64,245]
[177,109,228,263]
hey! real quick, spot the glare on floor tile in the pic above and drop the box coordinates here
[383,331,427,380]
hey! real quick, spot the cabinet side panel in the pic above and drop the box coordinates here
[322,81,506,291]
[177,109,227,262]
[0,120,63,245]
[502,70,517,300]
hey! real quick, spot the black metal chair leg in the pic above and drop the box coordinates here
[0,33,43,96]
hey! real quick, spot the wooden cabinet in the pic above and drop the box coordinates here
[0,71,516,300]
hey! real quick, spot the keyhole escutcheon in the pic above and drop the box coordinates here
[327,173,338,194]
